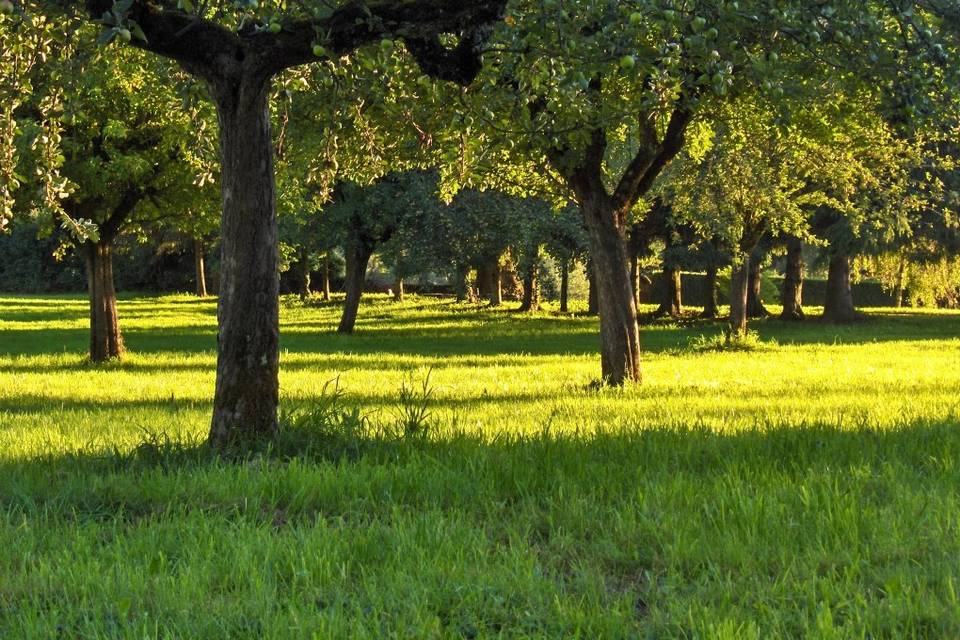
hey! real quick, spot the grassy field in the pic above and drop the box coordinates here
[1,293,959,638]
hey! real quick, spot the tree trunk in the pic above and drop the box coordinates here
[321,253,331,302]
[823,252,859,323]
[454,265,471,302]
[655,265,682,317]
[728,257,750,339]
[893,254,906,308]
[582,199,641,385]
[393,276,405,302]
[559,259,570,313]
[297,247,311,301]
[702,265,719,319]
[519,263,539,312]
[746,258,770,318]
[194,238,208,298]
[208,76,280,447]
[780,236,805,321]
[84,240,125,362]
[338,245,372,334]
[587,262,599,315]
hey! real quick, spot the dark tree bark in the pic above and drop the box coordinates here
[702,265,719,319]
[84,240,125,362]
[79,0,508,447]
[559,259,570,313]
[477,259,502,306]
[581,197,641,383]
[780,236,805,321]
[655,265,682,317]
[586,263,599,315]
[393,276,405,302]
[208,76,280,447]
[338,245,373,334]
[321,253,331,302]
[746,257,770,318]
[822,252,860,323]
[518,262,539,312]
[728,257,750,339]
[194,238,208,298]
[545,106,690,384]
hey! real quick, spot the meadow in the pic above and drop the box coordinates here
[1,293,959,638]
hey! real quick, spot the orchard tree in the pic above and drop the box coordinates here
[450,0,944,383]
[12,42,216,360]
[322,170,438,333]
[15,0,508,445]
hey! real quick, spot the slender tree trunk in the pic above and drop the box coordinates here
[746,258,770,318]
[559,259,570,313]
[587,262,599,315]
[655,265,682,317]
[728,257,750,339]
[84,239,125,362]
[297,247,311,301]
[780,236,805,321]
[194,238,208,298]
[393,275,405,302]
[208,76,280,447]
[582,199,641,385]
[338,245,372,334]
[519,263,539,312]
[701,265,719,319]
[490,261,501,306]
[321,253,331,302]
[823,252,859,323]
[893,254,906,308]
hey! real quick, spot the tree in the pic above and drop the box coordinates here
[455,0,940,382]
[322,171,438,333]
[11,42,216,360]
[15,0,508,445]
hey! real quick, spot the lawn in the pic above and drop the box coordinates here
[1,294,959,638]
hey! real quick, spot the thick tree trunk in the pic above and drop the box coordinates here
[208,77,280,447]
[655,265,682,317]
[321,254,331,302]
[702,265,719,319]
[582,199,641,385]
[746,258,770,318]
[823,252,859,323]
[587,263,599,315]
[194,238,208,298]
[780,236,805,321]
[519,264,539,312]
[559,259,570,313]
[84,240,125,362]
[728,258,750,339]
[338,245,372,334]
[393,276,405,302]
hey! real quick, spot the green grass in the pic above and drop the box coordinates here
[1,293,959,638]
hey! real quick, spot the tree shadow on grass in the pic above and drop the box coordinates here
[1,414,958,525]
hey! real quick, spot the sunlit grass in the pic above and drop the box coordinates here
[1,294,959,637]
